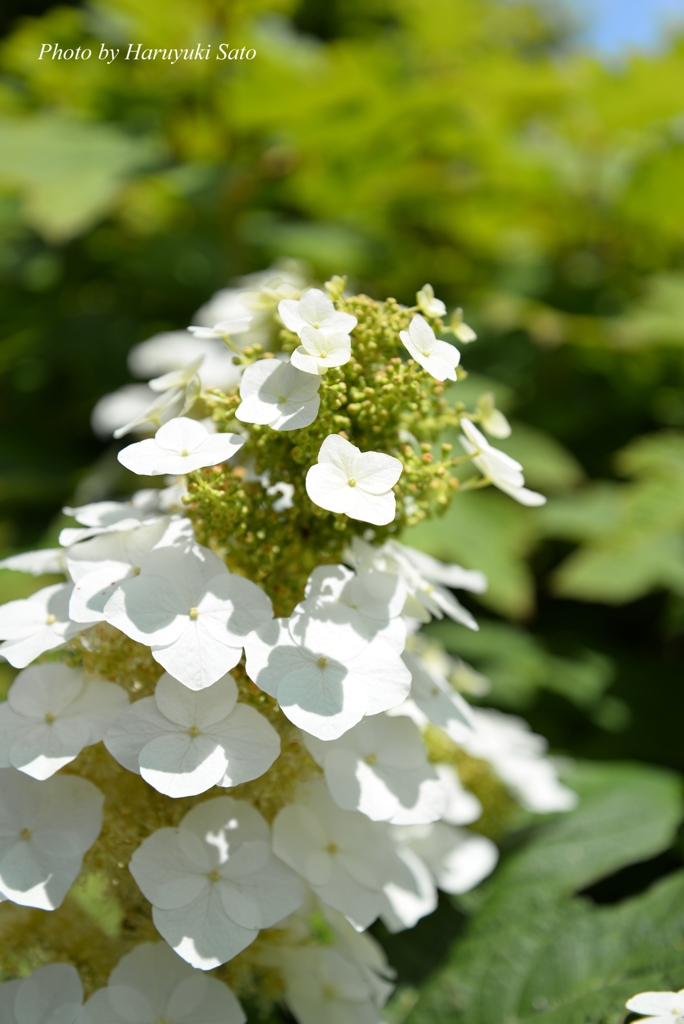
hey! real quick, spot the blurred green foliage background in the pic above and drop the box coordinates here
[2,0,684,1018]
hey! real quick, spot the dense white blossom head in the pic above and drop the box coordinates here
[459,419,546,506]
[104,671,279,798]
[392,823,498,895]
[399,315,460,382]
[0,964,83,1024]
[626,990,684,1022]
[80,942,246,1024]
[104,543,273,690]
[118,418,244,477]
[303,715,444,824]
[0,769,102,909]
[235,358,321,430]
[0,583,79,669]
[244,613,410,740]
[272,781,436,931]
[129,797,304,969]
[290,325,352,375]
[306,435,402,526]
[279,288,357,338]
[0,663,127,779]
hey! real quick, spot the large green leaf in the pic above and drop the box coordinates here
[404,761,683,1024]
[0,116,160,241]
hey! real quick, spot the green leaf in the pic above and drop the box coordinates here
[404,762,683,1024]
[0,116,161,242]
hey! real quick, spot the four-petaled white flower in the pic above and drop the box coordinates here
[626,990,684,1022]
[105,543,273,690]
[80,942,246,1024]
[67,518,176,624]
[345,537,486,630]
[235,358,321,430]
[435,763,482,825]
[290,325,352,375]
[459,419,546,506]
[0,548,67,576]
[476,391,511,438]
[448,307,477,343]
[399,315,460,382]
[129,797,304,969]
[391,823,498,895]
[278,288,357,338]
[59,497,166,546]
[272,946,385,1024]
[0,769,102,909]
[416,284,446,318]
[104,671,280,798]
[0,583,80,669]
[306,435,402,526]
[244,612,410,741]
[0,964,84,1024]
[395,651,476,743]
[118,418,244,477]
[188,314,254,339]
[303,715,444,824]
[272,781,436,932]
[297,564,407,651]
[0,663,127,779]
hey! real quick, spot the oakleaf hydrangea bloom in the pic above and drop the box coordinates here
[306,434,402,526]
[118,417,244,476]
[279,287,357,338]
[0,663,127,779]
[236,358,321,430]
[0,269,576,1020]
[0,769,102,909]
[0,583,79,668]
[399,314,460,381]
[476,391,512,438]
[0,964,84,1024]
[459,418,546,506]
[302,716,445,824]
[626,990,684,1022]
[80,942,245,1024]
[104,671,279,797]
[130,797,304,969]
[448,306,477,343]
[290,325,352,375]
[104,543,273,689]
[272,781,436,931]
[244,613,410,740]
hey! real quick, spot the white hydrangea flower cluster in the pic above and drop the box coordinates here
[0,269,571,1023]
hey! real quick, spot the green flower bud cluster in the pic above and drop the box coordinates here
[189,292,469,614]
